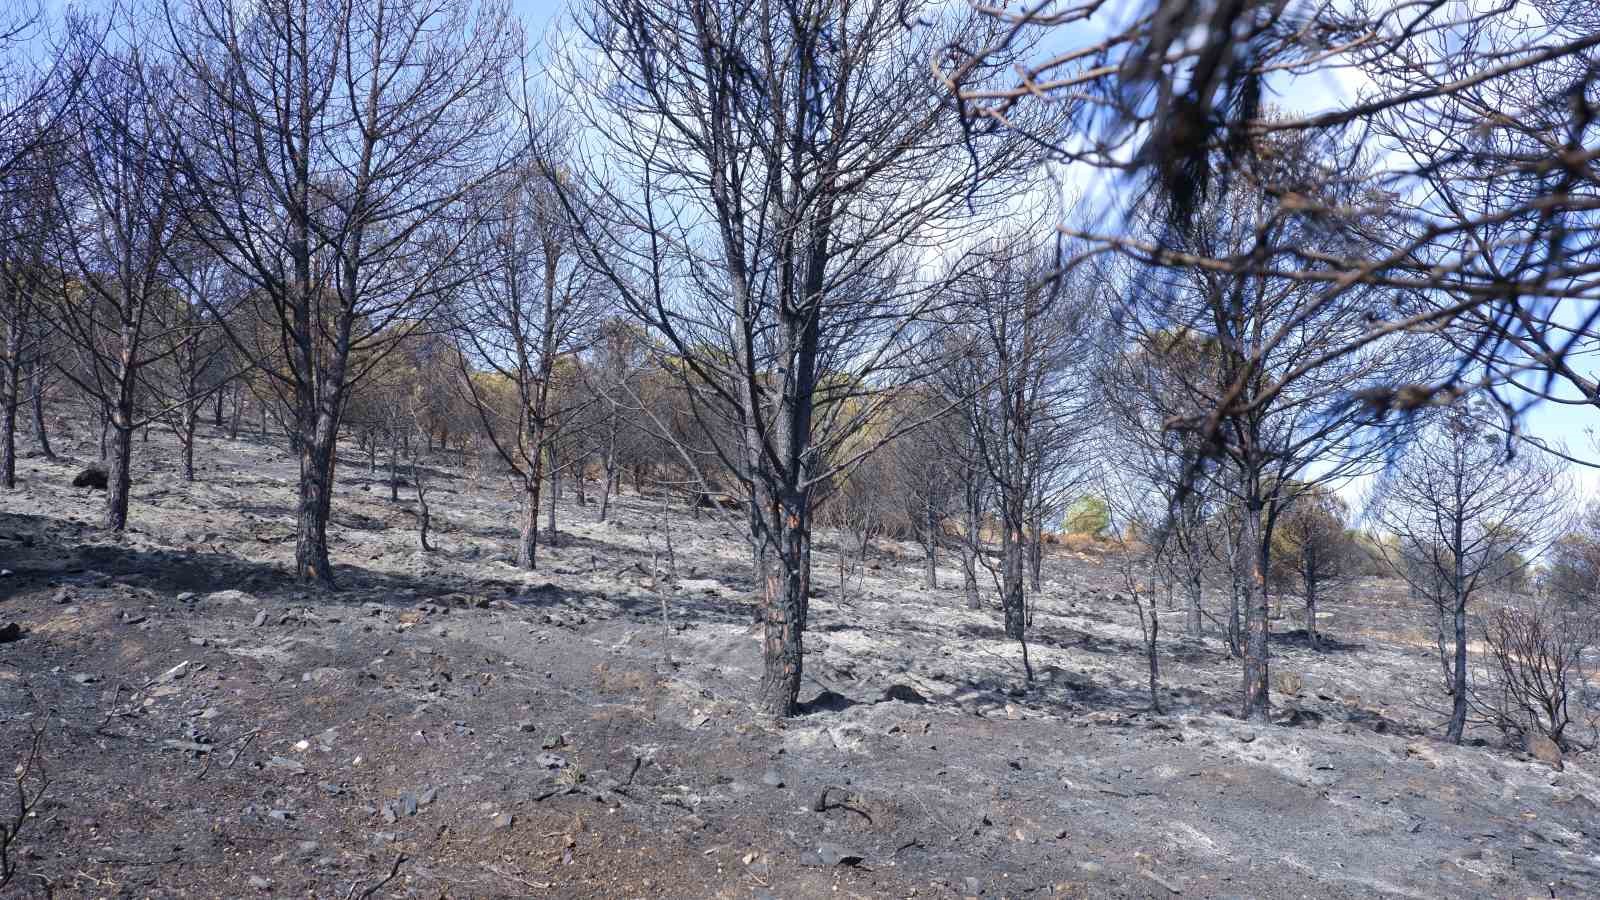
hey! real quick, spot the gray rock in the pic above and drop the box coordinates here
[761,769,785,788]
[248,875,272,890]
[381,802,398,824]
[70,672,99,685]
[267,756,306,774]
[400,792,418,817]
[251,610,269,627]
[317,782,344,796]
[418,785,438,806]
[296,841,321,857]
[536,752,566,769]
[490,811,514,830]
[963,876,984,895]
[817,843,864,866]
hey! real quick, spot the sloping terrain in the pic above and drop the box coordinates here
[1,425,1598,898]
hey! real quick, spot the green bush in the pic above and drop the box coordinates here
[1063,497,1110,537]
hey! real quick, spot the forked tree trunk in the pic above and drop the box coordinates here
[516,474,541,569]
[413,458,432,552]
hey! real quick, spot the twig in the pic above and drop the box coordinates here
[224,729,259,770]
[346,853,407,900]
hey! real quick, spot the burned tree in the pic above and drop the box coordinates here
[1370,403,1567,743]
[160,0,516,584]
[557,0,1048,714]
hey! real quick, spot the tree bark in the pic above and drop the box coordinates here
[516,475,540,569]
[180,406,197,482]
[0,315,19,489]
[755,493,806,716]
[1240,497,1271,720]
[105,406,134,531]
[29,357,53,462]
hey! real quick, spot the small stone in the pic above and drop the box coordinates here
[762,769,785,788]
[516,720,537,733]
[267,756,306,775]
[418,786,438,806]
[294,740,311,752]
[296,841,321,856]
[248,875,272,890]
[317,782,344,796]
[817,843,864,866]
[381,802,398,824]
[491,812,514,830]
[267,809,292,822]
[1236,731,1256,744]
[963,875,984,894]
[176,592,197,602]
[537,752,566,769]
[400,793,418,817]
[71,672,99,685]
[252,610,269,627]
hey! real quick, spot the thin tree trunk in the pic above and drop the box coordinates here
[0,330,18,489]
[1187,570,1203,635]
[1241,498,1271,721]
[1028,513,1043,592]
[29,358,53,462]
[413,457,432,552]
[599,468,614,522]
[180,406,197,482]
[516,475,540,569]
[1446,594,1469,743]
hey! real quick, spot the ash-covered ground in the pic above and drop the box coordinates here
[2,425,1597,898]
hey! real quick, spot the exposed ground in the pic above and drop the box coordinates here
[2,423,1599,899]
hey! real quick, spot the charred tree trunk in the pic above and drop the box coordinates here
[413,458,432,552]
[755,491,806,716]
[1240,496,1271,721]
[1187,570,1203,636]
[180,404,197,482]
[105,397,135,531]
[29,359,53,461]
[1028,512,1044,592]
[0,317,19,490]
[389,431,400,502]
[517,475,541,569]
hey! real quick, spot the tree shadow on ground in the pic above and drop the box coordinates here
[0,512,752,631]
